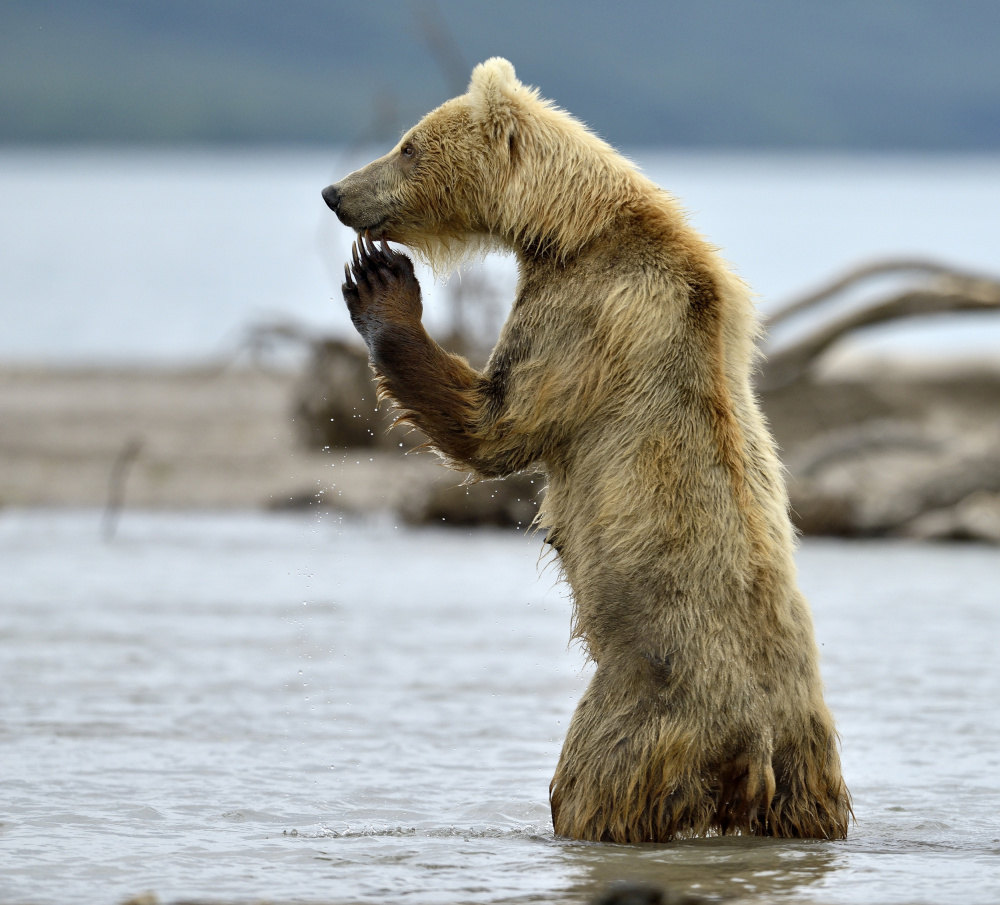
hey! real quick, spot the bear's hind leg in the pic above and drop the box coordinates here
[550,738,718,843]
[766,719,851,839]
[549,673,722,843]
[549,671,849,841]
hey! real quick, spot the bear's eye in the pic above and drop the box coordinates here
[401,144,415,158]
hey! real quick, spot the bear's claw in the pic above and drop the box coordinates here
[347,231,409,285]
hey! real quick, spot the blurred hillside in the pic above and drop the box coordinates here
[3,0,1000,149]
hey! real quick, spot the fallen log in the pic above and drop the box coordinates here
[760,259,1000,390]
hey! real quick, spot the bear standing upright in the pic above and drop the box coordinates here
[322,58,851,842]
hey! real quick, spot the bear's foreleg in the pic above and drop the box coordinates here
[342,234,497,470]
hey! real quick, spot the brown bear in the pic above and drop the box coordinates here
[322,58,851,843]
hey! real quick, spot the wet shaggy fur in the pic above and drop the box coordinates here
[325,58,851,842]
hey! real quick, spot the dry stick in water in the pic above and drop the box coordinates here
[102,437,143,542]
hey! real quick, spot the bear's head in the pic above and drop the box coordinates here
[323,58,634,272]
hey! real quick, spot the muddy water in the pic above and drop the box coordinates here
[2,510,999,903]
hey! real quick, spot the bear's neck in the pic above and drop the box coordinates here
[500,147,654,263]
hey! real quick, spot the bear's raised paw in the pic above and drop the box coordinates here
[342,232,423,348]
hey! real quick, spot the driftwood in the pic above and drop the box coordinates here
[759,258,1000,542]
[760,258,1000,390]
[242,322,408,450]
[293,338,393,450]
[398,472,543,530]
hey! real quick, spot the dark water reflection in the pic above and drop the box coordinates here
[560,836,841,902]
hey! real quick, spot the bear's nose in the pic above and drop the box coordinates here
[321,184,342,213]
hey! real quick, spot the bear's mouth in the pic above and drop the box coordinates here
[356,218,394,242]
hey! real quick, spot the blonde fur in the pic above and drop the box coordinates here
[327,58,851,842]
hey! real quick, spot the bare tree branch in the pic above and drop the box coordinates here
[760,263,1000,389]
[764,257,999,328]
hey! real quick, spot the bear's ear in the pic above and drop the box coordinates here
[468,57,518,98]
[467,57,520,148]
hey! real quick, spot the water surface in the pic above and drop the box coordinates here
[2,511,999,903]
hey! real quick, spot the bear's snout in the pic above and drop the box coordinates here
[321,184,342,214]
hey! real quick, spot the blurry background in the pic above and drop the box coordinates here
[2,0,1000,530]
